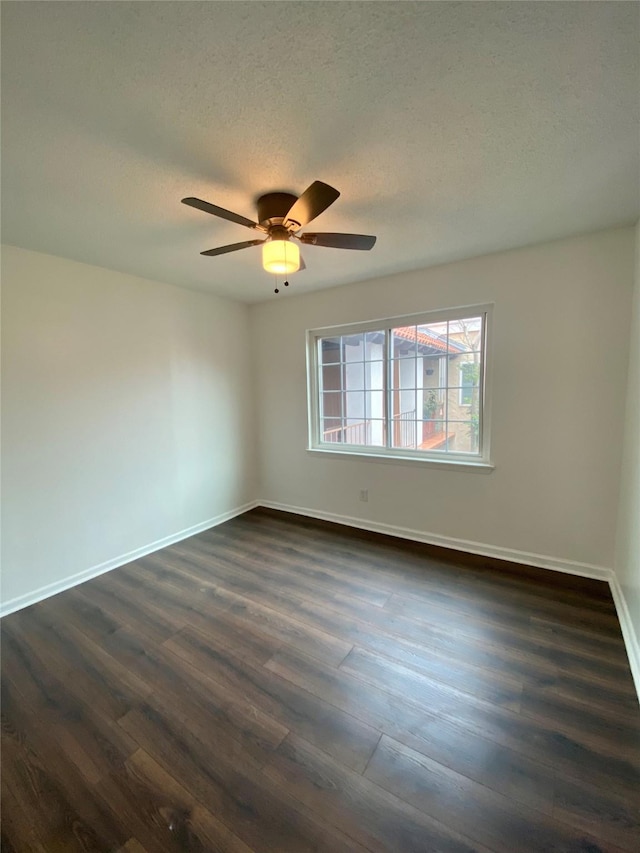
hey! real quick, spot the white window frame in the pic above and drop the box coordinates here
[306,304,493,470]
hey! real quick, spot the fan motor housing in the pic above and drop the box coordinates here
[256,192,298,227]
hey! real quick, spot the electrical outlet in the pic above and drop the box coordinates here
[359,489,369,502]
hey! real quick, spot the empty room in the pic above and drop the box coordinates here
[1,2,639,851]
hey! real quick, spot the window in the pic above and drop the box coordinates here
[307,305,491,465]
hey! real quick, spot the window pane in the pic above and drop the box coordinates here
[418,418,448,448]
[448,386,480,424]
[445,421,480,454]
[367,419,387,446]
[421,388,445,421]
[422,353,443,387]
[343,420,370,445]
[452,356,481,404]
[365,331,385,359]
[343,333,364,360]
[365,361,385,390]
[365,390,385,419]
[418,419,449,451]
[321,364,342,392]
[390,389,420,420]
[393,357,419,391]
[448,317,483,352]
[392,326,417,358]
[321,418,343,443]
[320,337,342,364]
[344,360,365,390]
[321,391,342,419]
[344,391,366,421]
[391,416,419,449]
[416,321,449,354]
[391,368,421,423]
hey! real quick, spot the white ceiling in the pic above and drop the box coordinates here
[2,2,638,303]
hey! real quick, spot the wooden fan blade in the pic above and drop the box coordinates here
[182,197,259,230]
[283,181,340,230]
[200,239,265,257]
[299,232,376,250]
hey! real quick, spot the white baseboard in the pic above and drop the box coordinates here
[609,575,640,704]
[257,500,613,582]
[0,500,260,618]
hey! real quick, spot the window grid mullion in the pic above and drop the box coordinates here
[444,321,450,454]
[385,329,391,449]
[340,338,345,438]
[479,315,485,450]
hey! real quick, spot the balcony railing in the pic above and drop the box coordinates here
[394,409,416,448]
[322,419,373,445]
[322,410,418,448]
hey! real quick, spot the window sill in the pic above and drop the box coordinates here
[306,446,494,472]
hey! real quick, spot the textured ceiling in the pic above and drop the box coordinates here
[2,1,638,303]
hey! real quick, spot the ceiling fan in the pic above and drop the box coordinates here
[181,181,376,283]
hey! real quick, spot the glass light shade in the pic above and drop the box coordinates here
[262,239,300,274]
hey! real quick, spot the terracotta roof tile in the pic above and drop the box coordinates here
[393,326,467,353]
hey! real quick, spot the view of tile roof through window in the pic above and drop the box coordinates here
[393,326,468,354]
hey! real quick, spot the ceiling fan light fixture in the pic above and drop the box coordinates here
[262,238,300,274]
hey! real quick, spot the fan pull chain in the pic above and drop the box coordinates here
[274,273,279,294]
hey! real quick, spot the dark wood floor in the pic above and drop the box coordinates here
[2,508,639,852]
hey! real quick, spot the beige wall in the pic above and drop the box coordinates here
[615,220,640,688]
[1,245,256,610]
[250,227,635,573]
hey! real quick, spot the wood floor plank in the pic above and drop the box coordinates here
[69,580,184,645]
[44,610,290,770]
[309,583,631,680]
[241,507,615,608]
[193,560,546,692]
[1,628,72,718]
[153,519,631,691]
[134,554,355,668]
[551,772,640,851]
[340,644,640,759]
[101,561,284,663]
[262,579,565,685]
[364,734,630,853]
[167,529,626,712]
[118,700,371,853]
[2,668,138,789]
[96,748,255,853]
[386,582,623,639]
[180,528,393,607]
[266,644,640,800]
[0,784,48,853]
[5,608,153,720]
[164,624,381,774]
[2,713,128,852]
[228,512,622,633]
[118,841,151,853]
[340,643,522,713]
[342,642,524,709]
[263,731,494,853]
[2,507,638,851]
[135,657,289,771]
